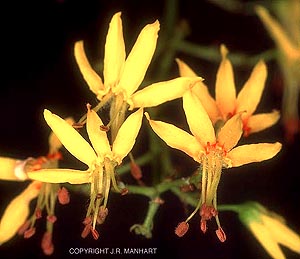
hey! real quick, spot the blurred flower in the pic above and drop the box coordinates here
[256,3,300,141]
[74,12,202,111]
[0,181,41,245]
[176,44,280,136]
[238,201,300,259]
[146,89,282,240]
[0,118,73,254]
[28,105,143,238]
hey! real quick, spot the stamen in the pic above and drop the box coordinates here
[91,228,100,240]
[57,187,70,205]
[215,227,226,242]
[81,224,91,239]
[175,222,189,237]
[47,215,57,223]
[24,227,36,239]
[41,231,54,255]
[17,220,31,235]
[97,207,108,225]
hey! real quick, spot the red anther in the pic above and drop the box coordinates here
[35,208,42,219]
[200,220,207,234]
[81,224,91,238]
[47,215,57,223]
[43,244,54,256]
[97,207,108,225]
[200,204,218,221]
[41,232,53,253]
[215,227,226,242]
[17,220,31,235]
[47,152,63,161]
[83,217,92,225]
[41,232,54,256]
[130,162,142,180]
[175,222,189,237]
[121,188,129,196]
[91,228,100,240]
[57,187,70,205]
[72,122,84,129]
[24,227,36,239]
[100,125,110,131]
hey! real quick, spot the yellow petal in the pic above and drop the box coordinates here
[145,112,204,162]
[176,58,198,77]
[74,41,106,98]
[48,117,75,154]
[183,90,216,147]
[27,169,90,184]
[217,113,243,151]
[262,214,300,254]
[248,221,286,259]
[247,111,280,134]
[128,77,202,110]
[237,60,267,117]
[104,12,125,88]
[0,157,27,181]
[215,44,237,119]
[255,5,300,60]
[0,181,41,245]
[86,107,111,159]
[115,20,160,99]
[112,108,143,164]
[176,58,221,123]
[227,142,282,167]
[44,109,97,166]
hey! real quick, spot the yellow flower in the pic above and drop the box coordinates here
[74,12,202,110]
[255,4,300,141]
[0,181,42,245]
[239,202,300,259]
[28,106,143,238]
[146,89,282,240]
[176,44,280,136]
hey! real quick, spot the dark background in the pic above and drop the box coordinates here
[0,0,299,259]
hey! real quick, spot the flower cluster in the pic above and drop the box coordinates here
[0,9,298,259]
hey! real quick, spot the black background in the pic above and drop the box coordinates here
[0,1,299,259]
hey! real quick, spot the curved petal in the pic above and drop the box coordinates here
[237,60,267,117]
[215,45,237,119]
[183,90,216,147]
[104,12,126,88]
[191,82,221,124]
[262,215,300,254]
[86,107,111,159]
[248,222,286,259]
[113,108,143,164]
[227,142,282,167]
[128,77,202,109]
[217,113,243,151]
[48,117,74,154]
[247,111,280,134]
[115,20,160,99]
[176,58,198,77]
[0,181,41,245]
[74,41,106,98]
[255,5,300,60]
[44,109,97,166]
[175,58,221,122]
[145,113,204,163]
[27,169,90,184]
